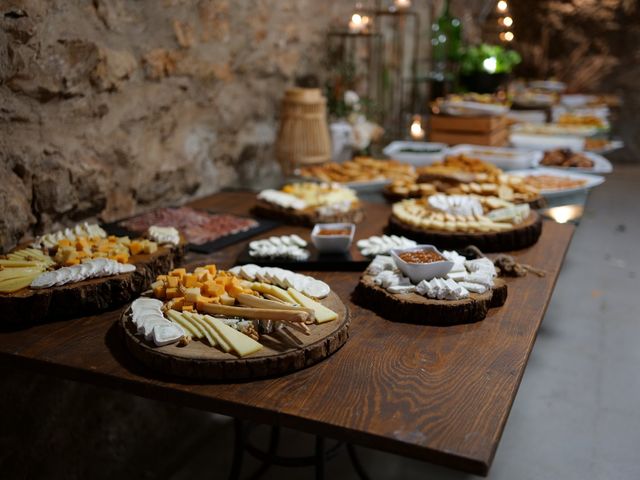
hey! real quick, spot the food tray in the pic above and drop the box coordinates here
[103,208,279,254]
[444,144,542,170]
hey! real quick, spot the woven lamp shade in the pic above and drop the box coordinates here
[276,88,331,175]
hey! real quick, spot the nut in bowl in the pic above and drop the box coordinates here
[311,223,355,254]
[390,245,454,284]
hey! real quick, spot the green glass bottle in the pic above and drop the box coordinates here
[430,0,462,98]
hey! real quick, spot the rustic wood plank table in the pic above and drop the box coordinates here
[0,192,574,476]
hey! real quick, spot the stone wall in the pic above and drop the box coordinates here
[511,0,640,162]
[0,0,352,252]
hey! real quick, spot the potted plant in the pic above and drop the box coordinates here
[459,44,521,93]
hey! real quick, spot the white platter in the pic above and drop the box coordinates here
[510,133,586,151]
[444,144,542,170]
[529,80,567,92]
[509,167,605,198]
[383,141,448,166]
[440,101,510,116]
[511,123,600,138]
[588,140,624,155]
[293,172,391,193]
[535,151,613,174]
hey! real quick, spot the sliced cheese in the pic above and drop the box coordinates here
[250,282,296,304]
[287,288,338,324]
[198,315,232,353]
[206,316,263,357]
[166,310,198,338]
[183,312,217,347]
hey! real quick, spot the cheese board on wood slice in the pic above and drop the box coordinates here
[251,182,365,227]
[103,206,279,254]
[353,250,507,325]
[402,153,546,208]
[388,194,542,252]
[120,263,350,380]
[0,223,184,325]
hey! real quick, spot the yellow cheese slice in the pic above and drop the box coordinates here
[287,288,337,324]
[183,312,218,347]
[250,282,296,304]
[206,316,263,357]
[198,314,232,352]
[165,310,199,338]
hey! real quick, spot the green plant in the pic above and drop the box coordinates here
[460,44,521,75]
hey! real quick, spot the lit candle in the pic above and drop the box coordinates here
[349,13,364,33]
[410,116,425,141]
[394,0,411,9]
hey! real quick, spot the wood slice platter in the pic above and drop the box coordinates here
[387,211,543,253]
[252,200,365,227]
[382,188,547,210]
[120,291,350,380]
[353,274,508,326]
[0,245,183,326]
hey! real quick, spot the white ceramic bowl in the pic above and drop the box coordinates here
[311,223,355,254]
[390,245,454,284]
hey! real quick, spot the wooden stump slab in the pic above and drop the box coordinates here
[387,211,543,252]
[353,274,507,326]
[0,245,183,326]
[251,200,365,227]
[120,291,350,381]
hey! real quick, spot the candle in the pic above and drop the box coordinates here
[349,13,364,33]
[394,0,411,9]
[410,116,425,141]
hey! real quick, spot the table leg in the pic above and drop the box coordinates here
[315,436,325,480]
[228,418,245,480]
[347,443,371,480]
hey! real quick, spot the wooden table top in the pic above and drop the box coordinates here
[0,191,574,476]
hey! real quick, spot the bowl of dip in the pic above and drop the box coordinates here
[311,223,355,254]
[390,245,454,283]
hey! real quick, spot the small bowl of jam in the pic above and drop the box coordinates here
[390,245,454,283]
[311,223,355,254]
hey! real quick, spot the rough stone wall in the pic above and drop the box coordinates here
[0,0,352,252]
[511,0,640,162]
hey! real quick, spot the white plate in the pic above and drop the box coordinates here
[510,133,586,151]
[383,141,447,166]
[444,144,542,170]
[535,151,613,174]
[440,101,510,116]
[560,94,597,108]
[588,140,624,155]
[294,172,391,193]
[529,80,567,92]
[341,178,392,193]
[509,167,605,198]
[511,123,600,138]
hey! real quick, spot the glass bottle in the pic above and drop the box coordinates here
[429,0,462,99]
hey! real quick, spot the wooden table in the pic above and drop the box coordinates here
[0,192,574,476]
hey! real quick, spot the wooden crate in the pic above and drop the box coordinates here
[430,128,509,146]
[430,115,508,133]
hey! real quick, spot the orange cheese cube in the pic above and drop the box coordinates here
[129,241,143,255]
[58,238,72,247]
[167,276,179,288]
[156,275,168,282]
[166,287,180,299]
[114,253,129,264]
[181,304,194,312]
[170,268,186,279]
[153,284,166,299]
[167,297,185,310]
[205,264,217,276]
[183,274,198,288]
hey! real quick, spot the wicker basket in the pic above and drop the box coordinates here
[276,88,331,175]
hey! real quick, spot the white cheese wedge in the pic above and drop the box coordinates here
[206,316,263,357]
[287,288,337,324]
